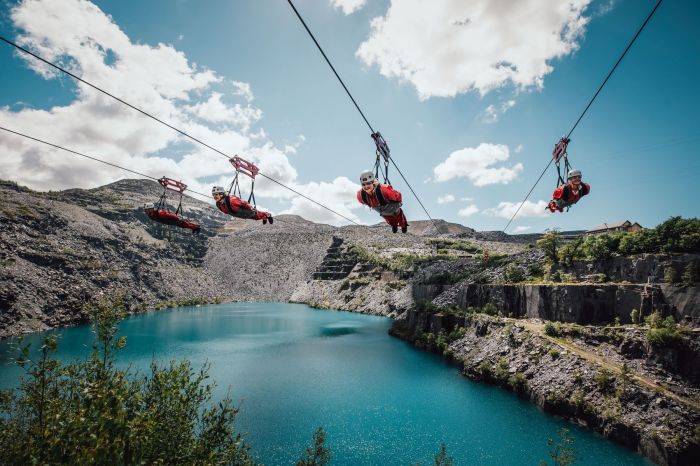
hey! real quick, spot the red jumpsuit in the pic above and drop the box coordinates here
[216,195,270,222]
[548,182,590,212]
[356,183,408,228]
[146,209,201,233]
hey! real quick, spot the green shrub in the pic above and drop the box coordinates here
[527,262,544,277]
[503,263,526,283]
[482,303,498,316]
[630,309,640,325]
[594,368,614,392]
[0,294,255,465]
[478,360,492,377]
[494,357,510,381]
[549,348,560,359]
[544,321,562,337]
[664,266,680,284]
[508,372,527,393]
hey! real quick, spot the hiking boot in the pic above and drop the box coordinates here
[401,225,408,233]
[268,215,274,225]
[262,218,268,225]
[391,225,398,233]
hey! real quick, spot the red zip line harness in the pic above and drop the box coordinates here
[0,125,314,230]
[502,0,664,232]
[0,36,361,227]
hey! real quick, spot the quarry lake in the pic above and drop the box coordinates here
[0,302,651,465]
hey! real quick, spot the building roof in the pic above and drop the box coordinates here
[587,220,632,232]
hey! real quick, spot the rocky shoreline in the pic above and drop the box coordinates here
[389,309,700,466]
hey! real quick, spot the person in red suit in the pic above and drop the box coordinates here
[143,203,201,233]
[356,170,408,233]
[548,169,590,213]
[211,186,273,224]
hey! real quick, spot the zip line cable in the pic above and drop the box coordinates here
[0,36,361,227]
[0,125,211,201]
[0,125,334,230]
[285,0,440,233]
[502,0,663,233]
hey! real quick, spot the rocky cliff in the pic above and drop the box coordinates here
[391,310,700,466]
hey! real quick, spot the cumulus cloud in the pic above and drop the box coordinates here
[515,144,524,153]
[458,205,479,217]
[0,0,359,225]
[483,200,549,219]
[513,226,532,233]
[356,0,592,99]
[433,143,523,186]
[437,194,455,204]
[330,0,367,15]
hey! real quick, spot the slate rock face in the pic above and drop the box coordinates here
[391,310,700,466]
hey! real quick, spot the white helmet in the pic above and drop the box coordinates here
[567,169,582,179]
[212,186,226,195]
[143,202,155,210]
[360,170,375,184]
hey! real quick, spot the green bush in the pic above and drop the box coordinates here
[494,357,510,382]
[544,321,562,337]
[482,303,498,316]
[645,313,690,347]
[478,360,492,377]
[664,266,679,284]
[594,368,614,393]
[508,372,527,393]
[0,295,255,465]
[541,428,576,466]
[630,309,640,325]
[503,263,526,283]
[549,348,560,359]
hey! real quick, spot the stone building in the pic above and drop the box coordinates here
[586,220,643,235]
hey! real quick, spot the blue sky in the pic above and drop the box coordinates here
[0,0,697,232]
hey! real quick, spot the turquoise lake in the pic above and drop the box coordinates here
[0,302,651,465]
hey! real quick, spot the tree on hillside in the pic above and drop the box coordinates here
[0,294,256,465]
[682,261,697,286]
[537,230,562,264]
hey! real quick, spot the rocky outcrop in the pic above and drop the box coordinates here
[391,310,700,466]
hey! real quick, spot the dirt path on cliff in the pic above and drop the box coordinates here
[514,320,700,413]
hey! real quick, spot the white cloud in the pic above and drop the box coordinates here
[480,105,499,124]
[483,200,549,219]
[330,0,367,15]
[481,100,516,124]
[183,92,262,130]
[232,80,254,102]
[437,194,455,204]
[0,0,361,225]
[356,0,592,99]
[279,176,363,226]
[458,204,479,217]
[515,144,524,153]
[513,226,532,233]
[460,196,474,202]
[433,143,523,186]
